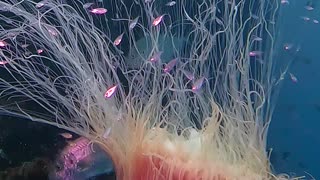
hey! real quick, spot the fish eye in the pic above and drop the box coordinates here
[68,158,74,165]
[55,163,63,171]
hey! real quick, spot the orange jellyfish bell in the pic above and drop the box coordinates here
[128,128,212,180]
[98,102,273,180]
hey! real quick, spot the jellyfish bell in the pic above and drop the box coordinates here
[0,0,299,179]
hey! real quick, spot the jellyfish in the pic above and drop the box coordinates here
[0,0,295,179]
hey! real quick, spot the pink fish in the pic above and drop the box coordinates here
[192,77,205,92]
[0,61,8,65]
[249,51,263,57]
[83,3,94,9]
[59,132,73,139]
[90,8,108,15]
[37,49,44,54]
[181,69,194,80]
[281,0,289,5]
[113,33,124,46]
[152,15,165,26]
[47,28,58,36]
[164,58,178,73]
[35,0,46,8]
[289,73,298,83]
[149,51,162,62]
[0,40,7,47]
[104,85,118,98]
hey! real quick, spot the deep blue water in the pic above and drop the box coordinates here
[268,0,320,179]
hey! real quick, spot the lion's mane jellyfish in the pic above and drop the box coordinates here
[0,0,295,179]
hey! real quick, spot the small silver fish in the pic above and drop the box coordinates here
[36,0,47,8]
[152,15,165,26]
[192,77,205,92]
[181,69,194,80]
[129,17,139,30]
[0,149,9,161]
[289,73,298,83]
[83,3,94,9]
[149,51,163,63]
[59,132,73,139]
[164,58,178,73]
[165,1,176,6]
[113,33,124,46]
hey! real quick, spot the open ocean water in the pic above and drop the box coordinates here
[268,0,320,179]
